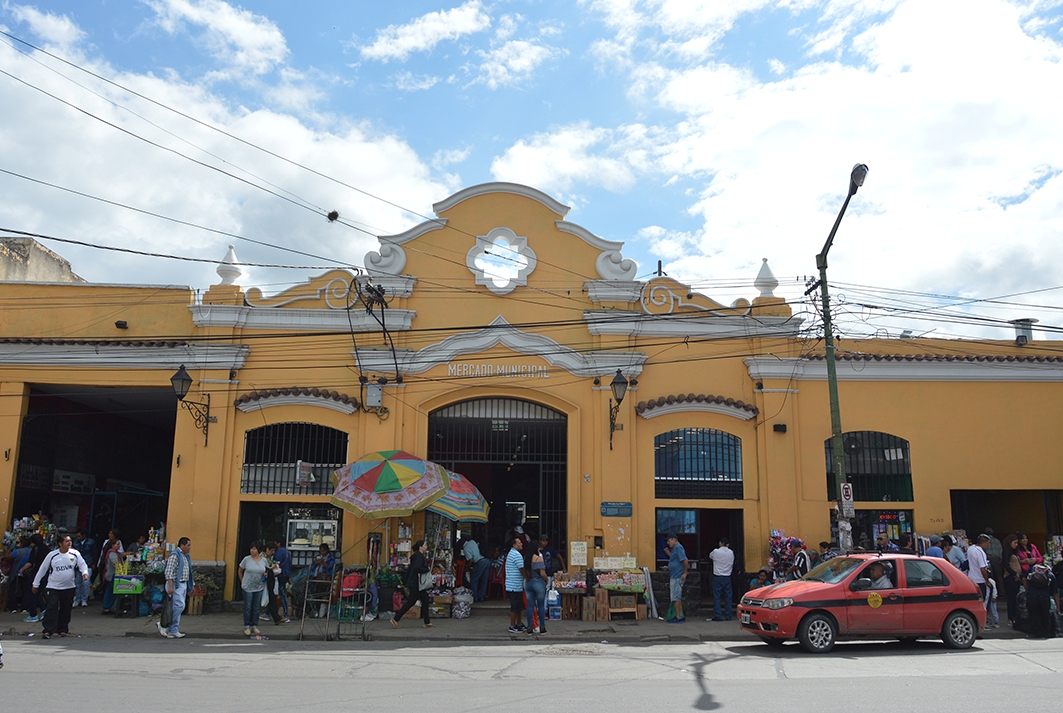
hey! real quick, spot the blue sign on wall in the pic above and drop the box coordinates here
[600,501,633,517]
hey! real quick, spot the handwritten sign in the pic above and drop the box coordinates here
[570,541,588,567]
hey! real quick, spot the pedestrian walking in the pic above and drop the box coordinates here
[525,541,549,634]
[19,534,48,622]
[271,540,291,623]
[392,540,433,629]
[161,537,193,639]
[32,534,89,639]
[708,538,734,622]
[71,529,96,607]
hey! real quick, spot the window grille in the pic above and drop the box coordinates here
[825,431,913,502]
[242,423,348,495]
[654,428,743,499]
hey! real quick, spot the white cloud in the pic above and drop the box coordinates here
[0,14,450,288]
[361,1,491,62]
[767,57,787,74]
[393,71,440,91]
[145,0,289,77]
[474,40,564,89]
[432,147,472,170]
[7,4,85,52]
[491,123,638,192]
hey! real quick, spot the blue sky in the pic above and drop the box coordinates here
[2,1,1063,340]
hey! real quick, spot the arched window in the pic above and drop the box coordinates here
[241,423,348,495]
[654,428,742,499]
[825,431,912,502]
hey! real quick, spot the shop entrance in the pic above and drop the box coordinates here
[12,384,175,543]
[428,398,566,560]
[950,489,1063,546]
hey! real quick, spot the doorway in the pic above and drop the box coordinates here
[428,398,566,560]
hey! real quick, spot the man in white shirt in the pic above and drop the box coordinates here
[708,538,735,622]
[966,534,991,600]
[31,534,89,640]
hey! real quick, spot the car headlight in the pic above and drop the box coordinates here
[763,598,794,610]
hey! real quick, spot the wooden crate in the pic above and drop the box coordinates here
[187,594,204,616]
[561,593,584,620]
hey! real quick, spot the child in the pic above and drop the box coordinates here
[984,576,1000,629]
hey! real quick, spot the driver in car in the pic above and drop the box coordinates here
[868,562,893,590]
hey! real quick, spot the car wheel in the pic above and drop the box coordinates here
[797,612,837,654]
[760,637,786,648]
[942,611,977,649]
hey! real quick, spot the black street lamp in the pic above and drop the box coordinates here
[816,163,868,552]
[608,369,629,450]
[171,364,215,445]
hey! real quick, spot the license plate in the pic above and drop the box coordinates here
[741,612,751,624]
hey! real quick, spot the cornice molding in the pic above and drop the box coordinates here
[585,281,644,304]
[377,219,448,245]
[744,357,1063,382]
[0,342,248,369]
[353,316,646,377]
[189,304,414,332]
[638,401,757,421]
[554,221,624,251]
[235,388,359,415]
[584,310,804,338]
[432,182,570,217]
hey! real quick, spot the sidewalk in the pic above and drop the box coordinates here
[0,604,1027,644]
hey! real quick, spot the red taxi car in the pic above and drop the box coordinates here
[737,553,986,653]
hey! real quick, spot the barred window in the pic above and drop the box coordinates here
[242,423,348,495]
[825,431,913,502]
[654,428,743,499]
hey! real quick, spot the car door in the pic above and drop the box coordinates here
[901,559,954,632]
[846,560,903,633]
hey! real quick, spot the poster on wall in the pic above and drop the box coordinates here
[570,541,588,567]
[295,460,316,486]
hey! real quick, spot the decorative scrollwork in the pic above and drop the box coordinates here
[641,277,751,316]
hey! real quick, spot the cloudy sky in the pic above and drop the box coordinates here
[1,0,1062,341]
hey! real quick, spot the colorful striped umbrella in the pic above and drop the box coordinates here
[426,470,490,523]
[331,451,449,518]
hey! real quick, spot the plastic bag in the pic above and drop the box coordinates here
[159,593,173,629]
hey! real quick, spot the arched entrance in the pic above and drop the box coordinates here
[428,398,567,556]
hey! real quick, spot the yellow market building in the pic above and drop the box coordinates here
[2,182,1062,597]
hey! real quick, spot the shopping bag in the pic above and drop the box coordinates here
[159,593,173,629]
[666,602,676,621]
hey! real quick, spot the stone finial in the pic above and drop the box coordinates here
[216,245,242,285]
[754,258,778,298]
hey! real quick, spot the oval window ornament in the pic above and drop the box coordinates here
[467,227,537,295]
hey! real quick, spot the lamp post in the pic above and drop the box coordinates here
[171,364,216,446]
[816,164,868,553]
[608,369,629,450]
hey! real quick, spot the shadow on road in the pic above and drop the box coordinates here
[722,639,986,659]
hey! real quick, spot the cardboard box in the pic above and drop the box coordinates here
[609,595,623,609]
[621,595,636,608]
[636,603,647,621]
[432,595,454,605]
[596,605,609,621]
[595,588,609,606]
[428,604,450,619]
[549,606,562,620]
[582,596,595,610]
[582,607,596,622]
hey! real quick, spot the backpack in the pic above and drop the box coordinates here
[959,559,969,573]
[1029,569,1050,589]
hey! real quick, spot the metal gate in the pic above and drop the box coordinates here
[428,398,567,550]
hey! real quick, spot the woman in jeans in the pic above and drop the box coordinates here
[238,540,267,636]
[1001,534,1022,626]
[100,539,122,614]
[525,542,549,635]
[392,540,433,628]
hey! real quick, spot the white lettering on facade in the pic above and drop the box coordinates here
[446,363,550,378]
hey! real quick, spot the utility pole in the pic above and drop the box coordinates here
[816,164,868,553]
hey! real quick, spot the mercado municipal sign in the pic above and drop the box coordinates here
[447,362,550,378]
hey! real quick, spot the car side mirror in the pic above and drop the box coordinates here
[850,577,873,592]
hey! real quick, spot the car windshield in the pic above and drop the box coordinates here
[802,557,863,583]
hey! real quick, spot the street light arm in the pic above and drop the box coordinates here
[817,192,853,268]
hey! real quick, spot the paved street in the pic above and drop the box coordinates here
[2,635,1061,711]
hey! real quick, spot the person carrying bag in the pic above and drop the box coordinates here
[391,540,434,629]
